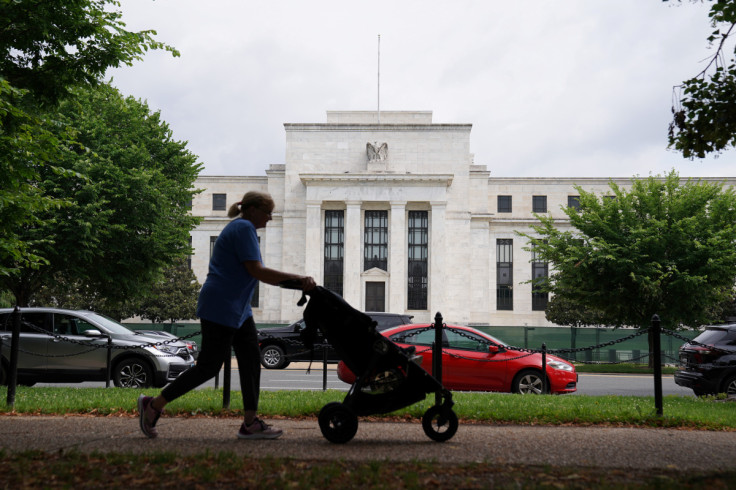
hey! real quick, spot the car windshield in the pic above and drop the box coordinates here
[78,312,135,335]
[691,329,728,346]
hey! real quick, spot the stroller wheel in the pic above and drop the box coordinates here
[318,402,358,444]
[422,405,458,442]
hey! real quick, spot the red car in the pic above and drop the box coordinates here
[337,324,577,394]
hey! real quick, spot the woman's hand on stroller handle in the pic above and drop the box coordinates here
[279,277,316,307]
[279,277,317,291]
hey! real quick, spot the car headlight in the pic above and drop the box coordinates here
[153,344,180,355]
[546,360,574,372]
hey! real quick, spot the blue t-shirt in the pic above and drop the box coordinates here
[196,218,261,328]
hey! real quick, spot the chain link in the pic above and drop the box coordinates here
[258,323,668,366]
[7,314,714,366]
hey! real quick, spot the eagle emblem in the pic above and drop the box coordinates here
[366,142,388,161]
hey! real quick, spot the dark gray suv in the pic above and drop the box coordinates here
[258,312,413,369]
[674,323,736,396]
[0,308,195,388]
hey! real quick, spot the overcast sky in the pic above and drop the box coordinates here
[108,0,735,179]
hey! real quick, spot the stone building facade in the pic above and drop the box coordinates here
[189,110,735,327]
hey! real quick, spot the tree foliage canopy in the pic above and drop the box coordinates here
[0,0,177,279]
[667,0,736,158]
[136,258,201,324]
[521,171,736,330]
[2,83,202,307]
[0,0,178,104]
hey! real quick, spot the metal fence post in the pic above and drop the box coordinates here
[541,342,547,394]
[433,311,443,406]
[6,306,20,408]
[652,314,663,416]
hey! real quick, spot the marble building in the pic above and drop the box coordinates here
[189,110,735,327]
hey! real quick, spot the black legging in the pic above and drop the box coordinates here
[161,317,261,411]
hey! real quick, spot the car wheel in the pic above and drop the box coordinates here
[422,405,458,442]
[260,344,290,369]
[512,369,548,394]
[113,358,153,388]
[722,374,736,396]
[318,402,358,444]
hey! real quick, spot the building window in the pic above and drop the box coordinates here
[407,211,428,310]
[531,245,548,311]
[212,193,227,211]
[496,239,513,310]
[568,195,581,210]
[532,195,547,213]
[498,195,512,213]
[209,236,218,257]
[364,210,388,271]
[365,282,385,312]
[324,210,344,296]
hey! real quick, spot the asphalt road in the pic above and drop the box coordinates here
[36,364,695,397]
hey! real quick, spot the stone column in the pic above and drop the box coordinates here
[389,201,407,313]
[470,218,491,323]
[429,202,447,315]
[262,214,283,318]
[304,201,322,281]
[343,201,362,308]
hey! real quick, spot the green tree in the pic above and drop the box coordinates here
[544,296,607,328]
[521,171,736,332]
[666,0,736,158]
[31,277,137,321]
[137,258,201,325]
[0,0,177,104]
[1,83,202,306]
[0,0,177,279]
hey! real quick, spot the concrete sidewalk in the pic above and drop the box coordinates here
[1,415,734,471]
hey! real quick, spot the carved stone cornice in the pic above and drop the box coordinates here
[299,173,453,187]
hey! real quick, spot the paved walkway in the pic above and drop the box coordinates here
[1,415,735,471]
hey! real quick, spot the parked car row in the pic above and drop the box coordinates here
[0,308,196,388]
[5,306,732,397]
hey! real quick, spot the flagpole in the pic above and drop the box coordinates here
[377,34,381,125]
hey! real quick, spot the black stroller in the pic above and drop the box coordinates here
[281,280,457,444]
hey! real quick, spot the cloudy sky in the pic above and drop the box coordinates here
[108,0,735,179]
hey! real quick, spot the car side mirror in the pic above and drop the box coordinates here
[83,329,103,337]
[488,344,506,354]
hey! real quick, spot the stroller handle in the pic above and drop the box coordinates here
[279,278,306,290]
[278,278,315,306]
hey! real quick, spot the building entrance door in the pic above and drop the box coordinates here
[365,282,385,312]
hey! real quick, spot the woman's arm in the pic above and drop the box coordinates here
[243,261,316,290]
